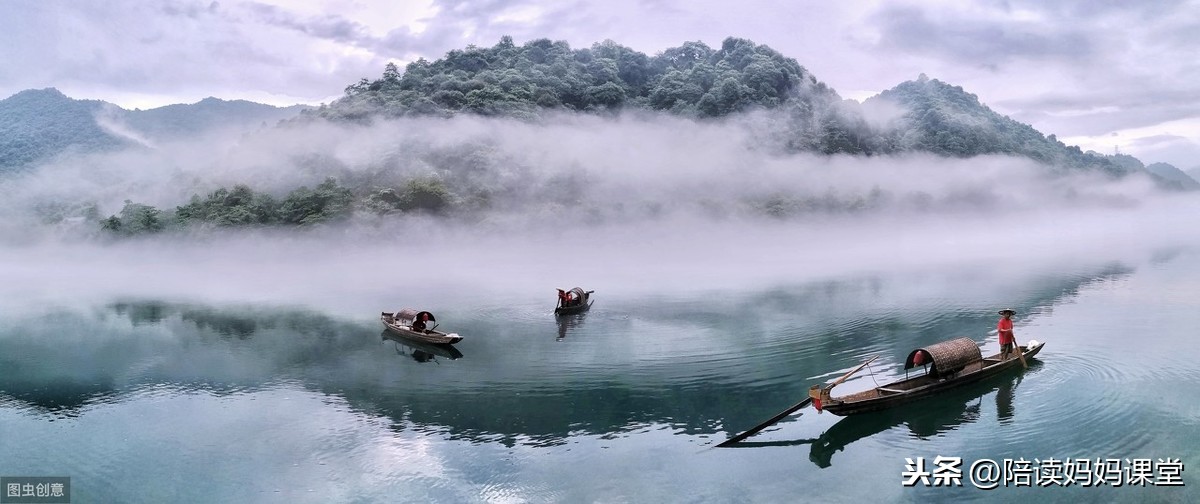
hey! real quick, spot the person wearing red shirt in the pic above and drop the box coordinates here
[997,309,1016,359]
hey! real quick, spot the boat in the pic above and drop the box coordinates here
[380,330,464,360]
[809,337,1044,416]
[381,309,463,344]
[718,336,1043,446]
[725,369,1029,464]
[554,287,594,316]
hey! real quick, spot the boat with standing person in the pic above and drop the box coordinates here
[554,287,594,316]
[718,336,1044,446]
[809,337,1044,416]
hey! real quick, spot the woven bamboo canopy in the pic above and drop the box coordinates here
[394,309,436,324]
[904,337,982,375]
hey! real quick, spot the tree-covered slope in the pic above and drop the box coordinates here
[0,88,129,170]
[0,90,306,171]
[1145,162,1200,190]
[313,37,1159,179]
[865,75,1131,176]
[313,36,841,121]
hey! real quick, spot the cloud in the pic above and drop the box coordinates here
[242,2,374,46]
[0,0,384,106]
[868,4,1097,67]
[2,111,1195,300]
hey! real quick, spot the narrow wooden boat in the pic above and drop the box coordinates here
[380,330,464,360]
[719,336,1044,447]
[809,337,1044,416]
[381,309,463,344]
[554,287,594,316]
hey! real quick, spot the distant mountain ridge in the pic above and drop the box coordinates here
[0,88,307,171]
[1145,162,1200,190]
[864,75,1132,177]
[0,88,128,169]
[313,37,1181,185]
[123,97,308,138]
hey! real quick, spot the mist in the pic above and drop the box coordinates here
[1,110,1197,314]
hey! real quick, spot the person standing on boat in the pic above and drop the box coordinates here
[557,288,573,307]
[997,309,1016,359]
[413,312,429,332]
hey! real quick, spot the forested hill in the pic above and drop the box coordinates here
[864,75,1132,176]
[0,88,128,170]
[0,89,306,171]
[312,36,842,120]
[311,36,1154,180]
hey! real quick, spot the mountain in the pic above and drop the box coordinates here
[0,88,129,170]
[313,37,1151,180]
[1145,162,1200,190]
[313,36,840,122]
[0,89,307,171]
[124,97,308,140]
[864,75,1131,177]
[1187,166,1200,183]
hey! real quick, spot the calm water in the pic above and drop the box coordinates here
[2,253,1199,503]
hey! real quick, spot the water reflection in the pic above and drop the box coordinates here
[381,330,464,362]
[555,312,589,341]
[0,262,1129,447]
[996,373,1019,424]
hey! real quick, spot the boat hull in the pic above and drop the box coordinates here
[554,299,593,316]
[381,313,463,344]
[381,331,464,359]
[821,342,1044,416]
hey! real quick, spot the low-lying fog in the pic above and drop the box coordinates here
[1,112,1196,315]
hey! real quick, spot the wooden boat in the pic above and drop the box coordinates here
[380,330,464,360]
[719,337,1043,446]
[554,287,594,316]
[381,309,463,344]
[809,337,1044,416]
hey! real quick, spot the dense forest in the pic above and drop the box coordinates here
[309,36,878,157]
[318,36,835,119]
[309,36,1132,177]
[98,177,452,236]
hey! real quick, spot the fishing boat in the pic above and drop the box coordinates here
[718,336,1043,446]
[810,337,1044,416]
[381,309,463,344]
[554,287,594,316]
[380,330,464,360]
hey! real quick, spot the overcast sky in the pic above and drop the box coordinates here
[1,0,1198,167]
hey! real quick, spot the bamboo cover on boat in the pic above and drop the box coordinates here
[904,337,982,374]
[394,309,436,323]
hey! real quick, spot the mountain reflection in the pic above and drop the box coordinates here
[0,264,1120,445]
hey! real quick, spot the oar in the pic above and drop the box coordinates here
[718,355,878,447]
[1012,336,1027,368]
[717,397,812,447]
